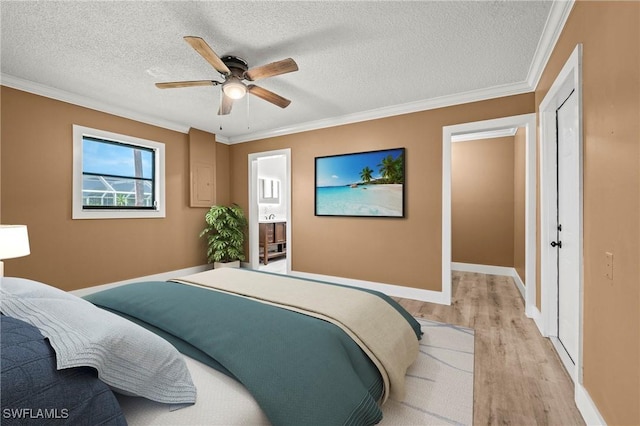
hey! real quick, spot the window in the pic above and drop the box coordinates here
[72,125,165,219]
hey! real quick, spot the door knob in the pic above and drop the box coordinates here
[550,241,562,248]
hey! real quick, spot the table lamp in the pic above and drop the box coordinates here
[0,225,31,277]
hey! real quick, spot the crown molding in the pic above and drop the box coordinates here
[0,73,531,145]
[214,134,231,144]
[0,73,190,134]
[226,80,532,144]
[526,0,575,89]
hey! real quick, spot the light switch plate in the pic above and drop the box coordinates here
[605,252,614,280]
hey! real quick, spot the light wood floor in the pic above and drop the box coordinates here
[394,271,586,425]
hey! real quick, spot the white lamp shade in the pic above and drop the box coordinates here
[222,78,247,100]
[0,225,31,260]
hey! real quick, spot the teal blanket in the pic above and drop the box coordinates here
[85,280,404,425]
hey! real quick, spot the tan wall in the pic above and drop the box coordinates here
[1,3,635,420]
[215,143,230,206]
[513,128,526,283]
[229,94,534,291]
[0,87,226,290]
[451,137,515,267]
[535,1,639,423]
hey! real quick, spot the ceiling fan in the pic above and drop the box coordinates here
[155,36,298,115]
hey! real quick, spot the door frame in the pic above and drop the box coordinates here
[539,44,583,383]
[442,113,537,310]
[248,148,292,273]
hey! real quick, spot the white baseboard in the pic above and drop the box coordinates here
[451,262,513,276]
[71,264,211,297]
[289,270,449,305]
[575,382,607,425]
[452,262,526,300]
[527,305,545,335]
[511,270,526,300]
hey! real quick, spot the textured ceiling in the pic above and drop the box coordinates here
[1,1,564,143]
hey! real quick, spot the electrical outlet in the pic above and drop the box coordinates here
[605,252,614,280]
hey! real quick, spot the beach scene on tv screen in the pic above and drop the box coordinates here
[315,148,404,217]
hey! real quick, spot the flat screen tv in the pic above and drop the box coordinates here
[314,147,405,218]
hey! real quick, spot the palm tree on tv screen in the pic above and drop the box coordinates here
[378,153,403,184]
[360,166,374,183]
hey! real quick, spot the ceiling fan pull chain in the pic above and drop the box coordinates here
[246,94,251,130]
[219,93,223,130]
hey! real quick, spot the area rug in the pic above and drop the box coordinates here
[381,318,475,426]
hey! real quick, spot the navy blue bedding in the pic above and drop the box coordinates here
[0,315,127,426]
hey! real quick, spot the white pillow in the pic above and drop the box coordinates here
[0,277,196,406]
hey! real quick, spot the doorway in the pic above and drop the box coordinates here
[443,113,537,311]
[451,130,526,287]
[540,44,583,383]
[248,149,291,274]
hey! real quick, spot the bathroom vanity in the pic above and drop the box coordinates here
[259,221,286,265]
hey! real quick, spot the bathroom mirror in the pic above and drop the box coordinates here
[259,178,280,204]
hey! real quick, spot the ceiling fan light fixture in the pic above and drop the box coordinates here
[157,37,298,113]
[222,77,247,100]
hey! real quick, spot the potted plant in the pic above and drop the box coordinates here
[199,204,248,268]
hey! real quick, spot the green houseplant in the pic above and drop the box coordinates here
[199,204,248,268]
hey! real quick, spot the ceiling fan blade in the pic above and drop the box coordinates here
[245,58,298,81]
[218,93,234,115]
[248,84,291,108]
[155,80,218,89]
[183,36,231,75]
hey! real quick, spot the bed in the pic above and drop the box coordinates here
[0,268,421,425]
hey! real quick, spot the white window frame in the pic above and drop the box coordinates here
[72,124,166,219]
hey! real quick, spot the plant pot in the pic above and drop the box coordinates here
[213,260,240,269]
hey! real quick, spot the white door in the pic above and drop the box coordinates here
[555,89,579,364]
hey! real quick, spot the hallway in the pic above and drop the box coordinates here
[395,271,585,425]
